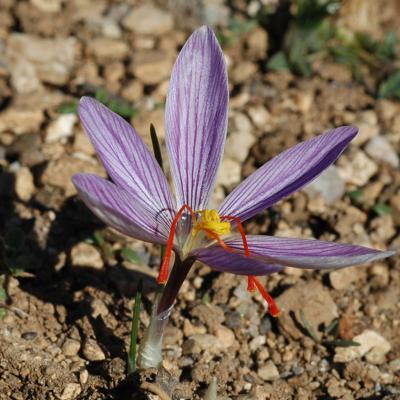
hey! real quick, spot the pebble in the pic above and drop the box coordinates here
[365,136,399,168]
[60,383,81,400]
[337,150,378,186]
[30,0,62,13]
[88,38,129,62]
[225,130,256,163]
[7,34,77,85]
[182,334,225,355]
[0,107,44,135]
[329,266,364,290]
[277,281,338,340]
[45,114,77,143]
[246,28,269,59]
[216,158,241,187]
[353,110,379,145]
[82,338,105,361]
[70,243,104,270]
[334,330,391,364]
[231,61,257,84]
[214,325,235,348]
[122,4,173,36]
[258,361,280,381]
[304,166,345,204]
[14,166,35,201]
[62,338,81,357]
[247,105,271,130]
[90,298,108,318]
[130,50,173,85]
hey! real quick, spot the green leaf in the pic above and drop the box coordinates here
[121,247,143,264]
[58,100,79,114]
[373,202,392,216]
[347,189,363,202]
[0,287,6,303]
[331,339,361,347]
[267,52,290,71]
[300,309,319,342]
[0,308,7,319]
[378,72,400,100]
[128,279,142,375]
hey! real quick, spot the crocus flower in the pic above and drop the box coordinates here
[72,26,394,322]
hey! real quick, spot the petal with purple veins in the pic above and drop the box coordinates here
[79,97,175,229]
[221,235,395,270]
[192,246,284,276]
[165,26,229,211]
[73,174,170,245]
[219,126,358,222]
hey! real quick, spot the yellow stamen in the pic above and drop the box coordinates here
[192,209,231,239]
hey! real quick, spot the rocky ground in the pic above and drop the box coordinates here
[0,0,399,399]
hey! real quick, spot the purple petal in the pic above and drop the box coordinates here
[73,174,170,245]
[221,235,395,269]
[79,97,175,229]
[193,246,284,276]
[165,26,229,211]
[219,126,358,222]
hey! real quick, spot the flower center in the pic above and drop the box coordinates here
[157,204,280,317]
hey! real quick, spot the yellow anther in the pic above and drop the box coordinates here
[192,209,231,239]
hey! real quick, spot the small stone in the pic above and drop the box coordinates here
[88,38,129,62]
[231,61,257,84]
[71,243,104,270]
[388,358,400,372]
[121,80,144,103]
[62,338,81,357]
[14,166,35,201]
[247,106,271,130]
[0,107,44,135]
[353,110,379,145]
[246,27,269,59]
[31,0,62,13]
[41,154,106,196]
[122,4,173,36]
[329,266,364,290]
[214,325,235,348]
[365,136,399,168]
[225,130,256,163]
[337,150,378,186]
[304,166,345,204]
[334,330,391,364]
[82,338,106,361]
[79,369,89,385]
[45,114,77,143]
[216,158,241,187]
[182,334,224,355]
[90,298,109,318]
[60,383,81,400]
[258,361,279,381]
[277,281,338,340]
[163,326,183,346]
[7,34,77,85]
[130,50,173,85]
[73,129,95,156]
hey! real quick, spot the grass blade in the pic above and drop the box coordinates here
[128,279,143,374]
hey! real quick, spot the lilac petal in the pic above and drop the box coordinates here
[219,126,358,222]
[73,174,170,245]
[221,235,395,269]
[165,26,229,211]
[192,247,284,276]
[79,97,175,228]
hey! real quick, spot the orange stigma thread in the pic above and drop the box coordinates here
[251,277,280,317]
[220,215,250,256]
[157,204,197,284]
[247,275,257,292]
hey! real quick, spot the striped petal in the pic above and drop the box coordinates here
[165,26,229,211]
[79,97,175,229]
[216,235,395,270]
[219,126,358,222]
[193,246,284,275]
[73,174,170,245]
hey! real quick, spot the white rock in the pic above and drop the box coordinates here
[247,105,271,129]
[0,107,44,135]
[225,130,256,163]
[214,325,235,348]
[31,0,62,13]
[7,34,77,85]
[14,167,35,201]
[334,330,391,364]
[353,111,379,145]
[216,158,241,187]
[122,4,173,36]
[337,151,378,186]
[8,57,42,94]
[258,361,279,381]
[71,243,104,270]
[46,114,77,143]
[365,136,399,168]
[60,383,81,400]
[304,166,345,203]
[329,266,364,290]
[82,339,106,361]
[62,338,81,357]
